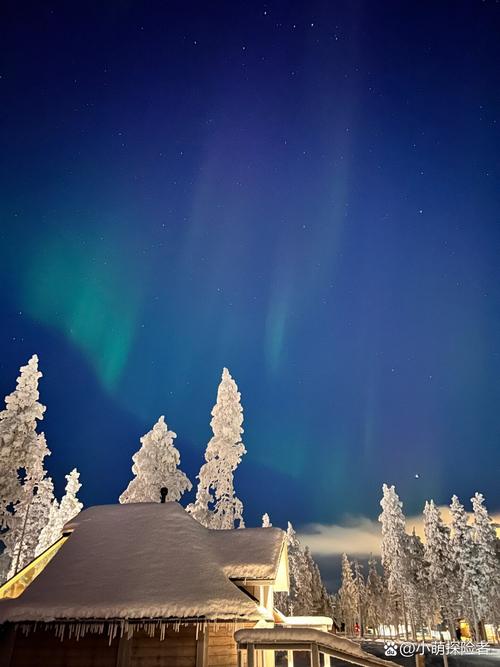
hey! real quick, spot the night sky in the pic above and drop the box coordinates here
[1,1,499,540]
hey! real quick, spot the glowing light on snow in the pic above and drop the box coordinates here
[0,535,69,600]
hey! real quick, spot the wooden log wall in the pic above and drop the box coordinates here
[0,622,255,667]
[5,628,119,667]
[130,627,197,667]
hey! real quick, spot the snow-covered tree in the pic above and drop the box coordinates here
[470,492,500,626]
[187,368,246,529]
[378,484,410,638]
[338,553,357,635]
[286,522,306,613]
[449,494,480,638]
[305,547,333,616]
[275,522,307,615]
[119,416,191,504]
[0,355,48,494]
[352,559,367,635]
[405,528,433,639]
[274,521,333,618]
[365,556,386,636]
[0,355,50,579]
[36,469,83,556]
[5,475,55,577]
[262,512,272,527]
[423,500,456,634]
[35,497,59,556]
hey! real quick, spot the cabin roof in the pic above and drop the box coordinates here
[0,503,286,624]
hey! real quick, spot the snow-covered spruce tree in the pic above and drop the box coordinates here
[288,525,315,614]
[274,521,295,614]
[187,368,246,529]
[275,522,312,616]
[352,559,367,635]
[274,522,333,617]
[35,496,59,556]
[471,492,500,631]
[378,484,410,639]
[315,566,332,615]
[262,512,272,527]
[0,355,50,579]
[338,553,357,635]
[119,416,191,504]
[5,475,55,577]
[331,592,342,628]
[423,500,456,636]
[405,528,433,640]
[365,556,386,637]
[36,469,83,556]
[449,494,480,638]
[304,547,333,617]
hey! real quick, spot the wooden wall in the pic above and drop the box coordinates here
[0,622,252,667]
[130,627,197,667]
[207,624,238,667]
[207,622,254,667]
[4,628,119,667]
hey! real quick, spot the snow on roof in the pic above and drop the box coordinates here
[235,628,396,666]
[0,503,285,624]
[215,526,286,580]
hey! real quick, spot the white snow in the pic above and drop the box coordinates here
[0,502,284,624]
[187,368,246,529]
[36,468,83,557]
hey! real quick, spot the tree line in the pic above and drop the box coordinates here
[335,484,500,642]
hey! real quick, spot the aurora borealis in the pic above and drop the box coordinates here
[1,1,499,537]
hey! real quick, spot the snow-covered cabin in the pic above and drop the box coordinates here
[0,502,287,666]
[0,503,393,667]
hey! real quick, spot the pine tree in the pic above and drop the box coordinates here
[338,553,357,635]
[119,416,191,504]
[405,528,433,639]
[36,469,83,556]
[287,522,307,613]
[449,494,480,638]
[378,484,410,639]
[58,469,83,526]
[294,544,314,615]
[35,497,59,556]
[470,492,500,628]
[275,522,304,615]
[423,501,456,635]
[331,592,342,629]
[4,475,55,577]
[187,368,246,529]
[262,513,272,527]
[274,522,294,615]
[0,355,50,579]
[352,559,366,635]
[365,556,385,636]
[17,476,54,568]
[304,547,332,616]
[311,559,333,617]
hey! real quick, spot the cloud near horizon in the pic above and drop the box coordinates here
[298,509,500,557]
